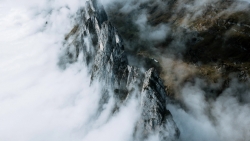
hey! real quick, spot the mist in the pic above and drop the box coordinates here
[1,0,250,141]
[0,1,139,141]
[167,78,250,141]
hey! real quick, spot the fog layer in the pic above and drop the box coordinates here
[0,1,139,141]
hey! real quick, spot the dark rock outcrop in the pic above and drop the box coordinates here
[63,0,179,140]
[104,0,250,99]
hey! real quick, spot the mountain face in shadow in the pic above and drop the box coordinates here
[105,0,250,98]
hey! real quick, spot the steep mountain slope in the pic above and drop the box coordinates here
[105,0,250,98]
[62,0,250,140]
[63,0,179,140]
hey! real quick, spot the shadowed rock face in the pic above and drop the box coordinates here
[63,0,179,140]
[104,0,250,98]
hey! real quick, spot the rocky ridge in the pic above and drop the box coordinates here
[63,0,179,140]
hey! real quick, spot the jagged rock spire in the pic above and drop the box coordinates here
[64,0,180,140]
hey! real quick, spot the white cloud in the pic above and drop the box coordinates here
[2,1,250,141]
[168,79,250,141]
[0,1,140,141]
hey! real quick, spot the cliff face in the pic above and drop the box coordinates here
[63,0,179,140]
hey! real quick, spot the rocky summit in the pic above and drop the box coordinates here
[63,0,179,140]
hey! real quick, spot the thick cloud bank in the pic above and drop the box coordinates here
[0,1,139,141]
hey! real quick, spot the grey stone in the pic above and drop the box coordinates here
[64,0,179,140]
